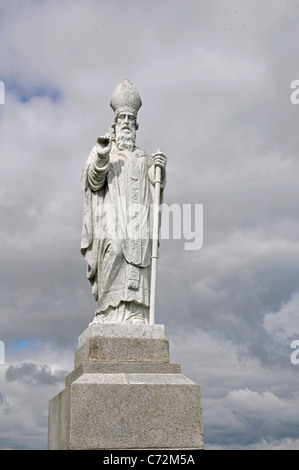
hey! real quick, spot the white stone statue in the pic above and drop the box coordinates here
[81,80,167,324]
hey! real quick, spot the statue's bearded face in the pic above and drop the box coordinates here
[115,112,137,151]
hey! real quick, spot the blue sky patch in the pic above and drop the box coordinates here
[1,77,61,103]
[8,340,34,351]
[15,340,30,349]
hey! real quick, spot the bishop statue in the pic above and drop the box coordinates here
[80,80,167,324]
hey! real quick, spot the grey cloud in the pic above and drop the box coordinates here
[5,363,68,386]
[0,391,11,414]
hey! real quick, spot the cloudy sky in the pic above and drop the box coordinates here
[0,0,299,450]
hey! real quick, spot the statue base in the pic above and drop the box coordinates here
[48,323,204,450]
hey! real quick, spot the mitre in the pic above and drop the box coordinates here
[110,79,142,117]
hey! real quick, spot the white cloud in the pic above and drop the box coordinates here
[226,388,299,425]
[248,437,299,450]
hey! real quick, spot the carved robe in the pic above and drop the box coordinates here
[81,143,165,322]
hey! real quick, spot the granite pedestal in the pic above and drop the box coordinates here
[48,323,204,450]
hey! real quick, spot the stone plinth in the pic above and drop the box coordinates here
[48,323,204,450]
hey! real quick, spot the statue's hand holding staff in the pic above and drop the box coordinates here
[96,135,112,159]
[152,150,167,173]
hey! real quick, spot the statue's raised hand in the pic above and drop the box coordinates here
[96,135,112,159]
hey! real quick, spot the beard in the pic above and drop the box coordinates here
[115,129,136,151]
